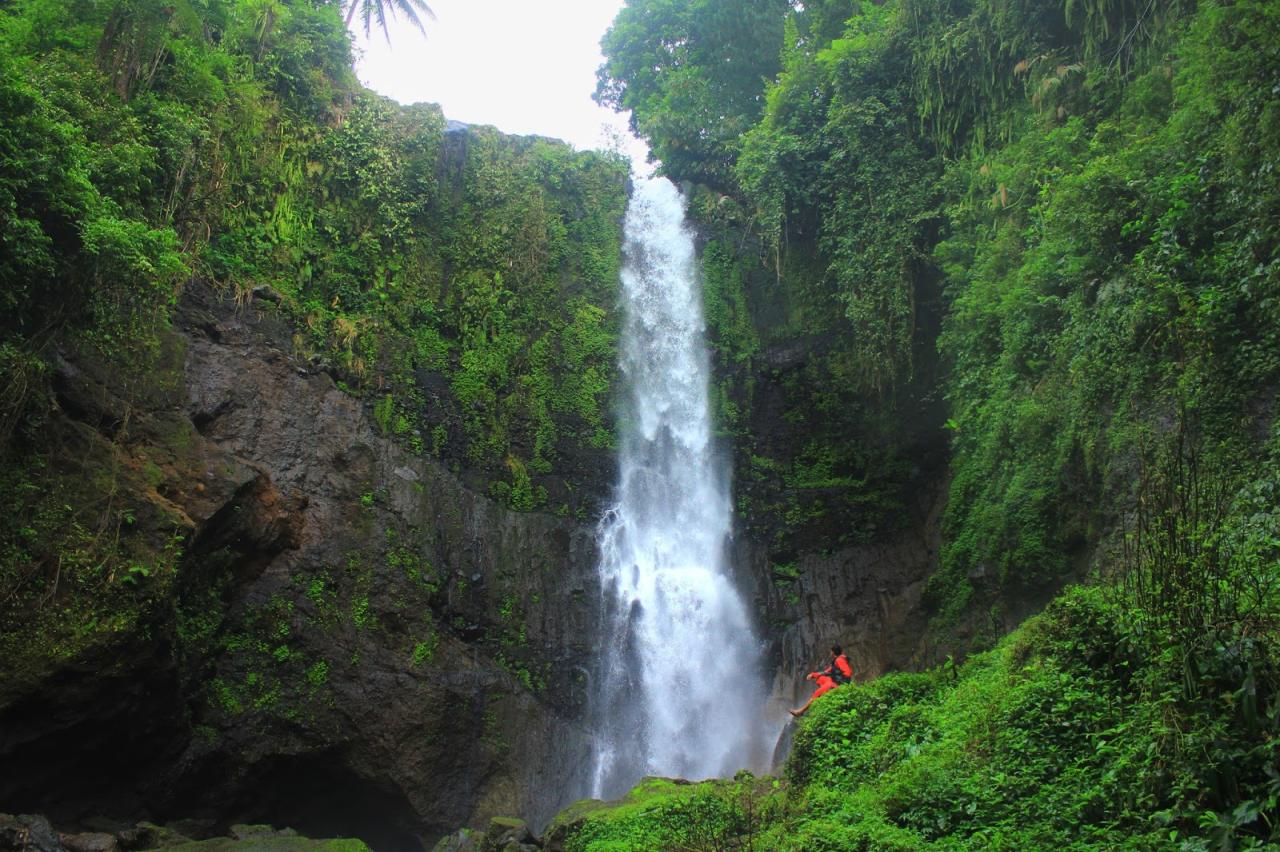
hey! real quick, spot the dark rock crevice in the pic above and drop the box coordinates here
[166,751,430,852]
[0,624,186,826]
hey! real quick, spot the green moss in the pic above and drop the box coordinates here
[480,708,509,757]
[495,651,545,693]
[409,634,438,667]
[0,431,190,693]
[305,660,328,687]
[559,777,774,852]
[701,240,759,365]
[372,395,395,436]
[211,678,243,716]
[350,594,371,629]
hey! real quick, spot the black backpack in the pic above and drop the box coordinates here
[830,655,852,685]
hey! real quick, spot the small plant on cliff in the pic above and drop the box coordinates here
[305,660,329,688]
[410,634,438,666]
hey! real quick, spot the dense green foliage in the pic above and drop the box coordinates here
[0,0,625,682]
[0,0,625,478]
[931,0,1280,623]
[265,102,627,508]
[737,2,941,391]
[550,776,781,851]
[577,0,1280,845]
[596,0,789,192]
[685,171,940,555]
[600,0,1280,634]
[560,587,1280,849]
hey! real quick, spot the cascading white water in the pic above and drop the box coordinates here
[589,176,766,799]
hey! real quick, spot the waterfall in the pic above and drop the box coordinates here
[588,176,767,799]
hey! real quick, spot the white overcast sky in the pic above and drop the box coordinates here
[351,0,648,165]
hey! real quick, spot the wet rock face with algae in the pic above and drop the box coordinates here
[0,284,605,850]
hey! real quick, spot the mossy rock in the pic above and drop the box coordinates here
[542,778,696,851]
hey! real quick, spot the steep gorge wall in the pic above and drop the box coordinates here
[695,185,1086,714]
[0,339,601,844]
[600,0,1280,716]
[1,281,604,849]
[0,2,632,839]
[686,189,955,706]
[175,284,604,837]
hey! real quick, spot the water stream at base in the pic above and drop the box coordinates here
[587,176,767,799]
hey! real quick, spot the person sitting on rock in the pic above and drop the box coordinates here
[790,644,854,717]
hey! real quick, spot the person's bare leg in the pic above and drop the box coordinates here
[790,696,815,717]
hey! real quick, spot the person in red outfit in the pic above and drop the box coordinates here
[790,645,854,717]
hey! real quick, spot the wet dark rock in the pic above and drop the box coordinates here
[747,478,946,725]
[114,823,191,851]
[56,833,116,852]
[538,800,609,852]
[52,353,130,437]
[760,337,819,372]
[219,825,301,843]
[429,818,538,852]
[482,817,534,850]
[251,285,282,304]
[157,820,215,842]
[428,829,479,852]
[0,815,62,852]
[1,816,365,852]
[769,719,796,772]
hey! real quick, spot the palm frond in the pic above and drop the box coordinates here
[345,0,433,41]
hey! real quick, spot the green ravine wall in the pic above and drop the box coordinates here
[1,0,630,681]
[3,0,1280,848]
[560,0,1280,846]
[642,0,1280,649]
[0,0,627,843]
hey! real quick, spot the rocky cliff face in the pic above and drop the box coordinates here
[735,439,1065,734]
[0,284,606,850]
[686,188,956,719]
[742,478,944,713]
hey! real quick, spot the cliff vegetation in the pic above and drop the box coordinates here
[600,0,1280,641]
[1,0,626,684]
[2,0,1279,846]
[0,0,625,841]
[577,0,1280,845]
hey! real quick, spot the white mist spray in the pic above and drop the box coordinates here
[589,176,766,799]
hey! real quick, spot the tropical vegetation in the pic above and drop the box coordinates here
[568,0,1280,845]
[0,0,626,687]
[1,0,1278,845]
